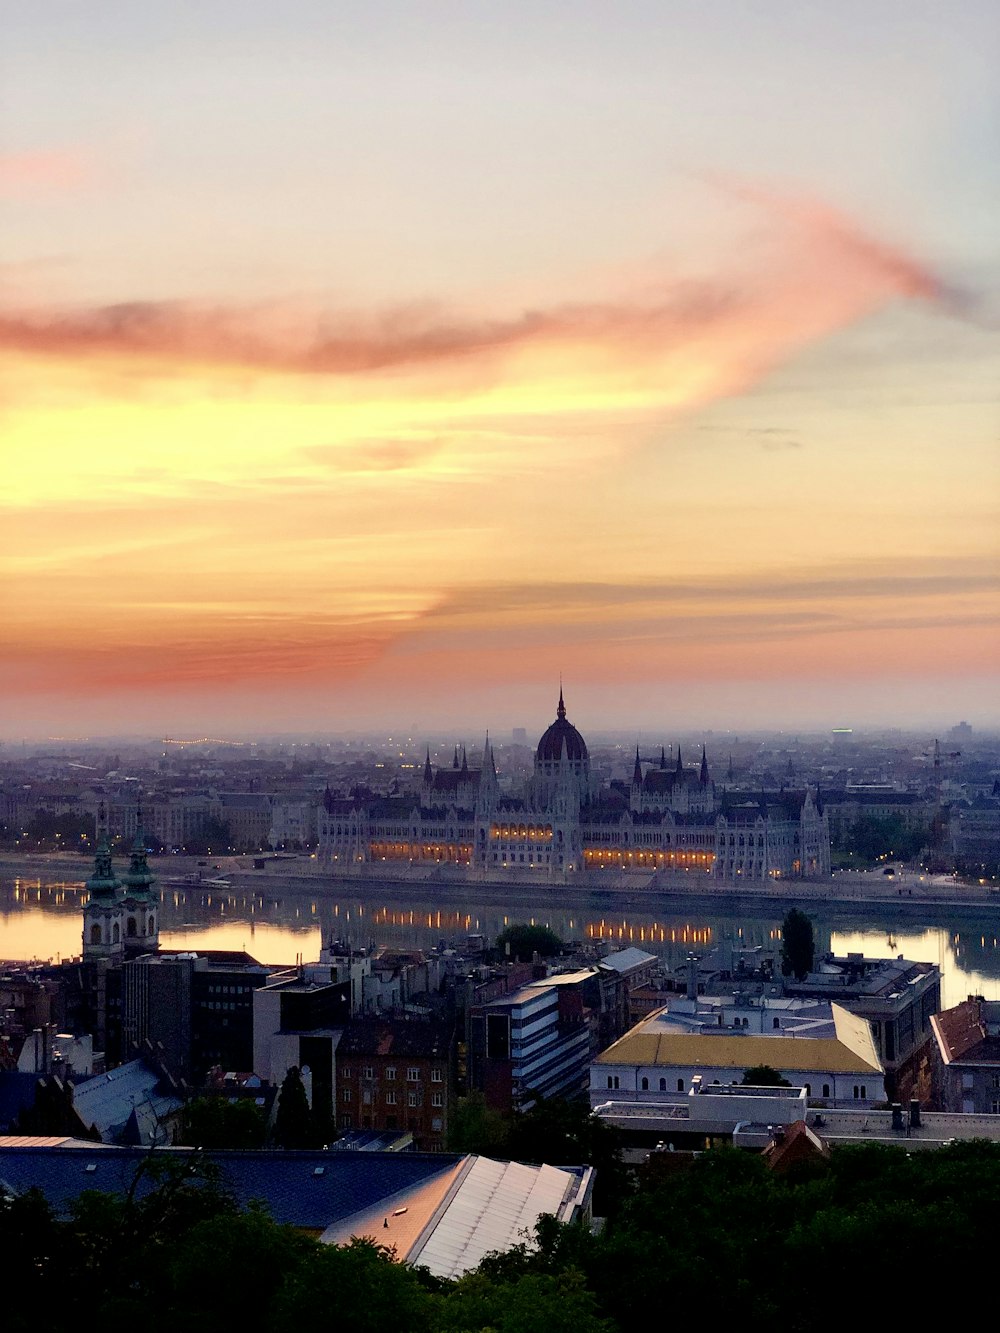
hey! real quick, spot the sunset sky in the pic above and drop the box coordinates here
[3,2,998,739]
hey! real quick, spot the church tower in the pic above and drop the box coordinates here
[82,805,125,960]
[119,809,159,954]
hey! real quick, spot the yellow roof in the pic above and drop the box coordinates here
[595,1003,882,1076]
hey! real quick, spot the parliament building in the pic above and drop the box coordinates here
[317,691,830,882]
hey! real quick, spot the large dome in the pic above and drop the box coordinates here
[536,689,589,765]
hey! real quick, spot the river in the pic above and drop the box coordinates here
[4,861,1000,1009]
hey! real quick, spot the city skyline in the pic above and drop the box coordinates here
[4,2,998,738]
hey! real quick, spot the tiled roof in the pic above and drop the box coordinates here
[71,1060,181,1141]
[596,1003,881,1076]
[336,1019,453,1060]
[932,998,1000,1065]
[0,1146,462,1230]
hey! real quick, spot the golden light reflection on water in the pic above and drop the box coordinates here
[5,875,1000,1009]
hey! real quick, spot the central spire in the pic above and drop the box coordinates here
[557,684,566,720]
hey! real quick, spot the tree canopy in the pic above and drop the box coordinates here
[741,1066,791,1087]
[495,923,563,961]
[9,1136,1000,1331]
[780,907,815,980]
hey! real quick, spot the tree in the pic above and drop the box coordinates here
[780,907,814,980]
[272,1067,321,1149]
[496,923,563,962]
[178,1097,267,1150]
[184,817,231,856]
[448,1091,512,1155]
[741,1066,791,1087]
[506,1095,631,1218]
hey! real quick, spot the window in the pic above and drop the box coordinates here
[386,1067,396,1081]
[431,1068,443,1083]
[339,1114,352,1129]
[385,1090,397,1105]
[659,1078,666,1092]
[362,1065,374,1079]
[407,1067,420,1082]
[342,1088,352,1103]
[853,1086,860,1100]
[677,1079,684,1093]
[773,1017,780,1030]
[340,1067,351,1080]
[641,1077,649,1091]
[408,1092,418,1108]
[431,1092,443,1107]
[822,1084,830,1098]
[607,1076,613,1089]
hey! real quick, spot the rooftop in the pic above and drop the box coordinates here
[594,1003,882,1076]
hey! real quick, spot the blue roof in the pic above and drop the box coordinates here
[0,1146,464,1230]
[0,1072,39,1132]
[71,1060,180,1141]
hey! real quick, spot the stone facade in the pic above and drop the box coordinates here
[316,691,831,881]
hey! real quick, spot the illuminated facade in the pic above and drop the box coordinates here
[316,691,830,881]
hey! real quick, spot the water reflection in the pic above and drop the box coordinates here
[2,873,1000,1008]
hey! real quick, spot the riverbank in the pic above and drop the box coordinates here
[1,851,994,920]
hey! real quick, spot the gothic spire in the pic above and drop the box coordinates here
[633,745,643,785]
[557,684,566,720]
[675,745,683,774]
[700,745,709,785]
[423,748,433,783]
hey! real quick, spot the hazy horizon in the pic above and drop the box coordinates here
[4,3,998,738]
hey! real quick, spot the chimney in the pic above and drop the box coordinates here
[891,1103,904,1131]
[909,1098,921,1129]
[686,953,699,1000]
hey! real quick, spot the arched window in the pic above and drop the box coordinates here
[822,1084,830,1098]
[127,917,137,937]
[640,1077,649,1091]
[112,922,120,944]
[677,1078,685,1092]
[90,923,102,945]
[148,915,155,934]
[773,1017,780,1029]
[659,1078,667,1092]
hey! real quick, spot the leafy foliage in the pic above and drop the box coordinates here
[838,814,928,864]
[495,923,563,961]
[741,1065,791,1087]
[448,1090,513,1155]
[13,1131,1000,1332]
[178,1096,268,1149]
[780,907,815,980]
[272,1066,324,1149]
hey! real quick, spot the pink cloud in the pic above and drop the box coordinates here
[0,149,95,196]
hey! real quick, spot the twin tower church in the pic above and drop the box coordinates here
[82,807,159,960]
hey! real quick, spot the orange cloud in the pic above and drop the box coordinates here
[0,183,947,395]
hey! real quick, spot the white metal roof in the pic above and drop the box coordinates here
[407,1155,574,1280]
